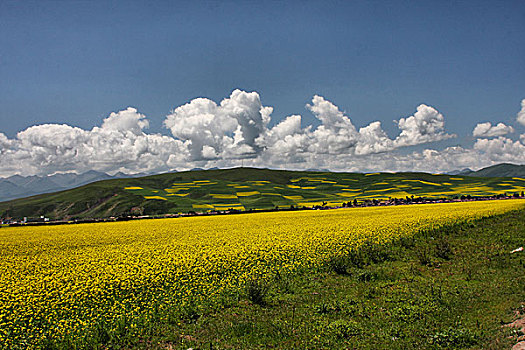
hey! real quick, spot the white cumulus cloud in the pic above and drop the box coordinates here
[164,89,267,160]
[306,95,360,154]
[101,107,149,135]
[472,122,514,138]
[356,121,394,155]
[517,99,525,126]
[394,104,455,147]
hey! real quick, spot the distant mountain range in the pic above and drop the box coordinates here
[0,170,155,202]
[445,168,473,176]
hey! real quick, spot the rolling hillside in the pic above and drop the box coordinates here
[1,167,525,221]
[463,163,525,178]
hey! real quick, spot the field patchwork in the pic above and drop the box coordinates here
[122,172,525,213]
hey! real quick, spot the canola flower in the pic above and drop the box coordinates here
[210,194,238,199]
[287,185,301,189]
[0,200,524,348]
[143,196,167,201]
[236,191,260,197]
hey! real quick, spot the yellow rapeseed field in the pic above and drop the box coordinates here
[0,200,524,347]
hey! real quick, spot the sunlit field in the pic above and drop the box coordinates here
[1,200,524,348]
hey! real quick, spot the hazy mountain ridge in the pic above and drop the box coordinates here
[445,168,473,176]
[0,171,144,202]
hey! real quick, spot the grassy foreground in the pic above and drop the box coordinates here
[146,209,525,349]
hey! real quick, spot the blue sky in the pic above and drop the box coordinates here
[1,1,524,176]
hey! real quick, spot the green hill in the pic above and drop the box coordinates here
[1,167,525,220]
[465,163,525,178]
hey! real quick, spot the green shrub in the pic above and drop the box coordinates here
[435,237,453,260]
[180,300,201,323]
[326,255,351,275]
[429,326,478,348]
[245,280,269,305]
[357,270,378,282]
[327,319,362,339]
[314,302,342,314]
[416,245,433,266]
[361,242,392,264]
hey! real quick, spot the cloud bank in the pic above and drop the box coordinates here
[0,108,189,176]
[0,90,524,177]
